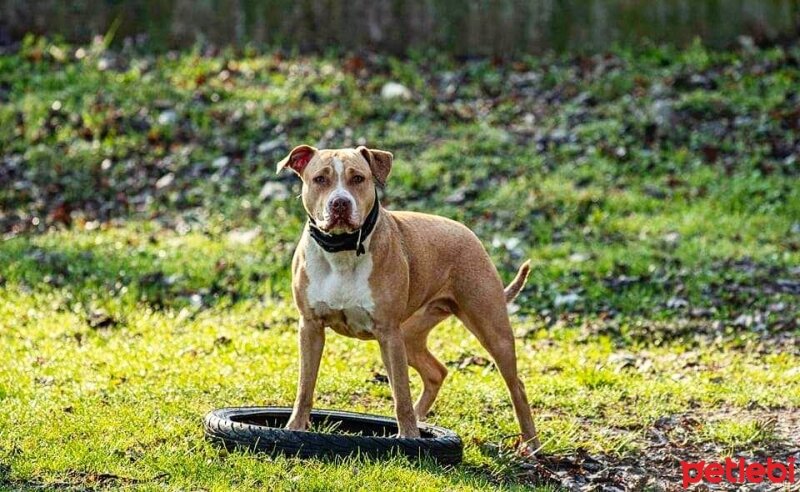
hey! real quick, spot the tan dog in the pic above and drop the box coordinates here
[277,145,540,452]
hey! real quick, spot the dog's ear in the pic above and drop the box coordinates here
[277,145,317,176]
[357,146,393,187]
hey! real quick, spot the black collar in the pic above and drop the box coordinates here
[307,190,380,256]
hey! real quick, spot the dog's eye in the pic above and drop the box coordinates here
[313,175,327,185]
[351,175,365,184]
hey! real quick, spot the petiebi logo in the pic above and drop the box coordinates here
[681,457,796,488]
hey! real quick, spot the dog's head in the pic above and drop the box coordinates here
[277,146,392,233]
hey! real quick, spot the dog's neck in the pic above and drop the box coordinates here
[306,232,375,274]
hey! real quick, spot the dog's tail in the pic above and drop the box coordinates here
[504,260,531,303]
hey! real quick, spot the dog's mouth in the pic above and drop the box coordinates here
[316,213,361,234]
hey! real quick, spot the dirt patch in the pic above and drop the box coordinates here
[526,408,800,491]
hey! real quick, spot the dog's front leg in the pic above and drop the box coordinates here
[286,318,325,431]
[375,326,420,438]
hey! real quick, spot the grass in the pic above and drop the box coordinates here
[701,418,779,454]
[0,36,799,490]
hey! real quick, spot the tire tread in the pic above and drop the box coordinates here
[203,407,463,465]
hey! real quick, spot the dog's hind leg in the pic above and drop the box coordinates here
[406,342,448,421]
[455,300,541,452]
[401,307,450,421]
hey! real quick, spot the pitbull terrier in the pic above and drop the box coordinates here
[277,145,540,452]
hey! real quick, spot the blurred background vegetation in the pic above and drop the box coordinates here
[1,0,799,55]
[0,1,798,316]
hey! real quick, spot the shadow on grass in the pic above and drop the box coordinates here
[0,231,291,313]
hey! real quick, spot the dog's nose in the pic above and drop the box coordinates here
[331,197,350,214]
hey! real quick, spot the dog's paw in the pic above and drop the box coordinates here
[516,437,542,458]
[397,426,422,438]
[285,418,310,431]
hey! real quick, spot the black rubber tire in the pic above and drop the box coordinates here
[203,406,463,466]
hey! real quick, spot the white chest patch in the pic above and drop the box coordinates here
[304,236,375,335]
